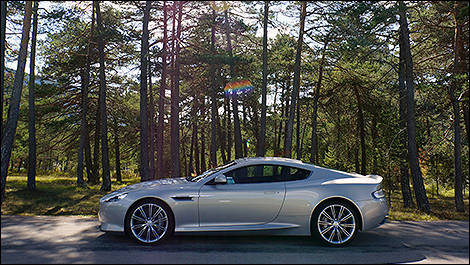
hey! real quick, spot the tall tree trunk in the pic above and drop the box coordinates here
[399,1,430,213]
[276,84,286,155]
[194,110,200,174]
[352,84,366,175]
[398,31,414,208]
[84,123,93,182]
[219,93,227,163]
[354,148,360,173]
[210,9,218,167]
[92,95,101,184]
[189,100,197,175]
[139,1,150,181]
[225,98,232,160]
[296,86,301,159]
[284,1,306,158]
[157,1,168,179]
[200,124,206,172]
[224,10,243,159]
[463,94,469,145]
[371,114,378,173]
[450,1,465,212]
[77,3,95,187]
[27,1,39,191]
[148,59,156,180]
[114,122,122,182]
[1,1,32,203]
[95,1,111,191]
[170,1,182,177]
[310,36,329,164]
[257,1,269,157]
[1,1,6,146]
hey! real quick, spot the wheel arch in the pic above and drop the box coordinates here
[309,196,364,235]
[124,196,175,235]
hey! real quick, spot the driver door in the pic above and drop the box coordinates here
[198,164,286,227]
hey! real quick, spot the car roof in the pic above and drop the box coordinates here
[234,157,313,168]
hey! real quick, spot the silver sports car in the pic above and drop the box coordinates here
[99,157,389,246]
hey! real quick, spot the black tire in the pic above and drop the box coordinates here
[312,200,359,247]
[125,199,174,245]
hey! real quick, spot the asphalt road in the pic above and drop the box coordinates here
[1,215,468,264]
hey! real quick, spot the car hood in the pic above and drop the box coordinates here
[102,178,190,201]
[117,177,189,192]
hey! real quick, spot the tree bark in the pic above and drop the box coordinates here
[194,108,200,174]
[91,95,101,184]
[1,1,6,147]
[77,2,95,187]
[200,124,206,173]
[148,58,156,180]
[95,1,111,191]
[399,1,430,213]
[224,10,243,159]
[170,1,182,177]
[352,84,366,175]
[450,1,465,212]
[310,36,329,164]
[1,1,32,203]
[139,1,150,181]
[189,99,197,175]
[371,114,378,173]
[257,1,269,157]
[225,98,232,161]
[84,124,93,181]
[156,1,168,179]
[296,84,301,160]
[27,1,39,191]
[114,122,122,182]
[398,31,414,208]
[284,1,306,158]
[210,9,218,167]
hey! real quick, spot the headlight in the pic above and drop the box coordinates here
[104,193,128,203]
[372,188,385,199]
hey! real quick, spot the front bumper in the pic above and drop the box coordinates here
[98,199,128,232]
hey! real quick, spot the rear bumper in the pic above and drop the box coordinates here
[357,198,389,231]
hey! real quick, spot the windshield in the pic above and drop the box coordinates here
[185,160,236,182]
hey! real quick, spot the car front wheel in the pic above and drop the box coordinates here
[125,199,174,244]
[313,200,359,246]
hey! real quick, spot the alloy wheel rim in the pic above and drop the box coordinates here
[317,204,355,244]
[130,203,168,243]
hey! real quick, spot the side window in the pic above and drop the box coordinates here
[224,165,283,184]
[282,166,311,182]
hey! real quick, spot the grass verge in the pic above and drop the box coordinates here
[1,173,139,216]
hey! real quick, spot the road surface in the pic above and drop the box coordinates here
[1,215,468,264]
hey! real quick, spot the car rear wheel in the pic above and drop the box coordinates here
[313,200,359,246]
[125,199,174,245]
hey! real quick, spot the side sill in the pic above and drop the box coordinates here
[175,223,299,232]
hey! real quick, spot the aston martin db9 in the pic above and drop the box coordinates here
[99,157,389,246]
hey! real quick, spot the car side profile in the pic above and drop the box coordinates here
[98,157,389,246]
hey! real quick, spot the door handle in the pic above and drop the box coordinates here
[264,191,280,194]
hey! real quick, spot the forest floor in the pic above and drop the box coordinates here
[1,172,469,221]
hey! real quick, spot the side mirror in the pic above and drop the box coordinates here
[213,175,227,184]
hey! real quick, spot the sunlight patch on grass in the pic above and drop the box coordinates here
[387,188,469,221]
[1,173,140,217]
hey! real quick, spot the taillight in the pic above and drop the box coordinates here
[372,188,385,199]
